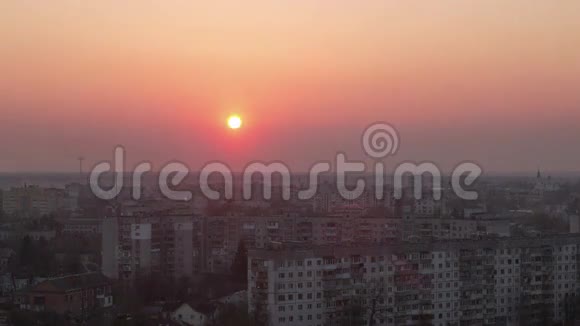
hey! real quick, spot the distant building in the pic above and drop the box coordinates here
[463,204,487,219]
[1,184,80,217]
[101,214,196,281]
[101,210,512,278]
[62,218,102,235]
[2,185,51,217]
[534,170,561,193]
[414,197,443,218]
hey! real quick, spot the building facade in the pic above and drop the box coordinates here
[101,214,197,281]
[248,235,580,326]
[101,213,512,279]
[2,184,80,217]
[17,273,113,316]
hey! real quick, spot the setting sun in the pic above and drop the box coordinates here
[227,115,242,129]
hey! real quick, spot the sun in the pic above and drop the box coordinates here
[227,115,242,129]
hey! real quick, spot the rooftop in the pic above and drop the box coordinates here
[27,272,111,293]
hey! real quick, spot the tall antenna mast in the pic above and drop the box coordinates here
[78,156,85,184]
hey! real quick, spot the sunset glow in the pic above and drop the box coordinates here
[0,1,579,172]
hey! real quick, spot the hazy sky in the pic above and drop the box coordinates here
[1,1,579,173]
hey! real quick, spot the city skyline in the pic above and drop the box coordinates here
[3,2,580,326]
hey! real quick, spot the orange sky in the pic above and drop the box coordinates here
[1,1,579,172]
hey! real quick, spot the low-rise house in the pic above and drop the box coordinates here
[164,290,247,326]
[16,272,113,316]
[215,290,247,306]
[169,302,217,326]
[0,273,45,300]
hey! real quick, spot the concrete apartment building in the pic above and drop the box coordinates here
[2,185,51,217]
[198,215,510,274]
[101,212,512,279]
[1,184,79,217]
[248,235,580,326]
[101,214,197,281]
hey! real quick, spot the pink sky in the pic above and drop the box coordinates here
[1,1,579,172]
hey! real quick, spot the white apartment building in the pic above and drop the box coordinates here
[248,235,580,326]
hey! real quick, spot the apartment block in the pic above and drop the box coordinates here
[2,184,79,217]
[102,212,513,279]
[101,214,198,281]
[198,215,510,273]
[248,235,580,326]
